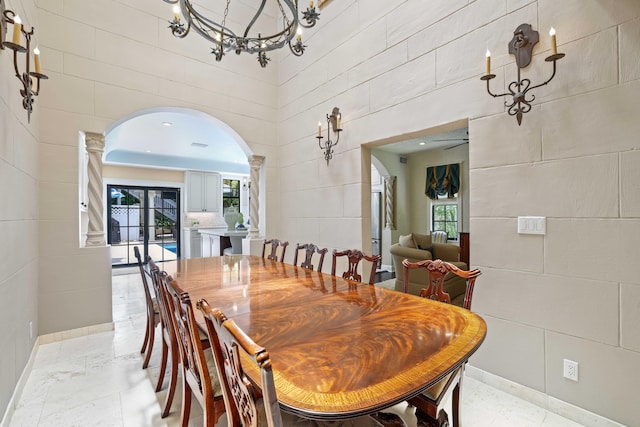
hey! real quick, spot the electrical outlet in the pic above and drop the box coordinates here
[563,359,579,381]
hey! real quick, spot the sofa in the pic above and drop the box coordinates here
[390,232,469,307]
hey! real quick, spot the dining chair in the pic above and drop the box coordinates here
[163,274,225,427]
[146,257,179,418]
[197,299,382,427]
[133,246,160,369]
[262,238,289,262]
[331,249,381,285]
[292,243,328,271]
[402,258,482,427]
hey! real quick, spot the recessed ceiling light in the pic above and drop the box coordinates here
[162,122,172,126]
[145,150,152,153]
[419,142,426,145]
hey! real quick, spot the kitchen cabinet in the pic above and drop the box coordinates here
[183,227,202,259]
[185,171,221,212]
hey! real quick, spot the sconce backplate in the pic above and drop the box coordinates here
[329,107,340,132]
[0,0,6,50]
[508,23,539,69]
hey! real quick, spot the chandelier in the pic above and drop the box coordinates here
[163,0,319,68]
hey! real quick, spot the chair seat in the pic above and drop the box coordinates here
[421,372,454,401]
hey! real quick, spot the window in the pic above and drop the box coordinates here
[222,179,240,210]
[431,202,458,241]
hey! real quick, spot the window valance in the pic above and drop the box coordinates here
[425,163,460,199]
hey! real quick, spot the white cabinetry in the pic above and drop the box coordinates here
[201,233,221,257]
[183,228,202,259]
[186,171,221,212]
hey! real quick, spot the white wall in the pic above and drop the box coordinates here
[0,0,40,416]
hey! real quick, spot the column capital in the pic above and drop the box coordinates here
[248,155,265,168]
[85,132,105,152]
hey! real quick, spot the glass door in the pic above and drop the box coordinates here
[107,185,180,267]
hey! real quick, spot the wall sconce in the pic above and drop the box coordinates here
[316,107,342,165]
[481,23,564,125]
[242,177,250,191]
[1,0,48,123]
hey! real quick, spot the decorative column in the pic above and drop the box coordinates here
[384,175,396,230]
[248,155,264,238]
[85,132,106,246]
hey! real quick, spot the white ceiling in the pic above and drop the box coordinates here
[104,110,250,174]
[376,127,469,155]
[104,110,468,171]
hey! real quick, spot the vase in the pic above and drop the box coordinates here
[224,206,239,231]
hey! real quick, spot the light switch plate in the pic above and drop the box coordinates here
[518,216,546,235]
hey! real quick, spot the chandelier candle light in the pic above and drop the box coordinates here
[1,0,48,123]
[163,0,319,68]
[481,23,565,125]
[317,107,342,165]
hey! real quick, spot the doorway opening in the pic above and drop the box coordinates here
[108,185,180,267]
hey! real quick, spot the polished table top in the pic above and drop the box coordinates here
[162,255,487,420]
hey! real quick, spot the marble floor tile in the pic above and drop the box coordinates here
[7,272,589,427]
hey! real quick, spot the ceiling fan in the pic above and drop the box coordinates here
[434,131,469,150]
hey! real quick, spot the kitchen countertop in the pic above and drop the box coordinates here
[183,225,227,231]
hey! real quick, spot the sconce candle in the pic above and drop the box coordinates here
[1,2,49,123]
[34,47,41,73]
[173,5,180,21]
[12,15,21,44]
[309,1,314,7]
[485,50,491,75]
[336,113,341,129]
[549,27,557,55]
[317,122,322,137]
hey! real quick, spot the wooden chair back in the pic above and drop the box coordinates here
[163,274,224,425]
[331,249,381,285]
[133,245,160,369]
[146,256,180,415]
[198,299,282,427]
[262,239,289,262]
[402,258,481,310]
[133,246,155,327]
[292,243,328,271]
[146,257,168,330]
[403,259,481,426]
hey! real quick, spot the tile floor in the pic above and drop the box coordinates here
[7,272,587,427]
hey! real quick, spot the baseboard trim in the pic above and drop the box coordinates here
[39,321,114,345]
[466,365,625,427]
[0,339,39,427]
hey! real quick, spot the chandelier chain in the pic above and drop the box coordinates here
[276,0,292,30]
[222,0,230,28]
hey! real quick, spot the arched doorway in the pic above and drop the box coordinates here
[95,107,253,266]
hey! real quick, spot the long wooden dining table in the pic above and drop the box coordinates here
[162,254,487,421]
